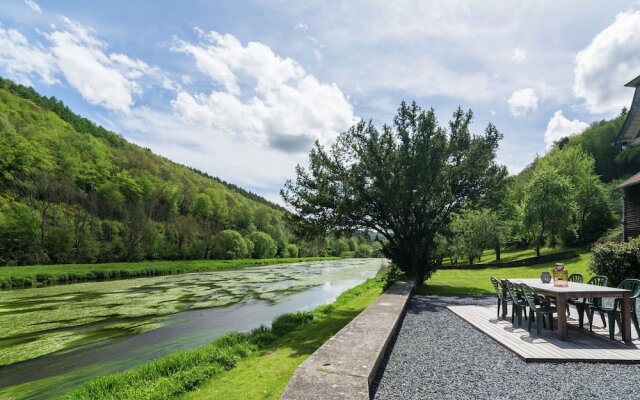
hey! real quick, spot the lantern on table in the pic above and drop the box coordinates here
[553,263,568,287]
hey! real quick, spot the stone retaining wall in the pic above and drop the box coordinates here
[280,280,415,400]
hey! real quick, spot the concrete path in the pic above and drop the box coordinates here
[281,280,414,400]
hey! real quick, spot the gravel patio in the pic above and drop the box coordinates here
[371,295,640,400]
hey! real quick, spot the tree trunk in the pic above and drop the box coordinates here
[536,244,541,258]
[495,245,501,261]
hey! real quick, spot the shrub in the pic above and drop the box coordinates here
[212,230,249,259]
[589,237,640,286]
[245,231,277,259]
[381,263,402,290]
[271,311,314,336]
[284,243,299,258]
[594,226,623,246]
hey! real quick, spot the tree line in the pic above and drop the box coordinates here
[0,79,381,266]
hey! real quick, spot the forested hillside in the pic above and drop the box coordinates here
[0,78,375,266]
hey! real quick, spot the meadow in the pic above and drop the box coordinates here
[0,257,338,288]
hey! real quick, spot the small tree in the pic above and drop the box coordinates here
[284,243,299,258]
[282,102,504,283]
[523,168,575,257]
[212,229,249,259]
[449,209,500,265]
[246,231,277,259]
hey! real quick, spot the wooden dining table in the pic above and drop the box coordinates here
[502,278,632,343]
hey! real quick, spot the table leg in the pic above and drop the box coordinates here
[557,294,567,340]
[576,303,585,328]
[501,280,508,320]
[621,292,632,344]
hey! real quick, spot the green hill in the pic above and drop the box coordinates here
[0,78,355,266]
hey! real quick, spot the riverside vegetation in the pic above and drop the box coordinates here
[64,271,387,400]
[0,256,336,288]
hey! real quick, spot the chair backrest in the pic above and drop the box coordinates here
[586,275,608,306]
[520,283,539,312]
[490,277,503,299]
[568,273,583,283]
[587,275,608,286]
[618,279,640,299]
[504,280,520,304]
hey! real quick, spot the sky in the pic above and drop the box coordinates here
[1,1,640,204]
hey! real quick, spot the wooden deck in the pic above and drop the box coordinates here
[448,304,640,363]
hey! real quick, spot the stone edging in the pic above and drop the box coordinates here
[280,280,415,400]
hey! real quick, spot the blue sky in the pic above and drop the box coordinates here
[1,1,640,203]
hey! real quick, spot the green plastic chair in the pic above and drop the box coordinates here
[505,280,529,327]
[521,283,557,335]
[581,275,609,329]
[490,277,511,320]
[565,273,584,317]
[589,279,640,340]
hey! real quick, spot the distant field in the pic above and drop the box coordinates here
[0,257,341,289]
[441,247,566,266]
[420,249,591,296]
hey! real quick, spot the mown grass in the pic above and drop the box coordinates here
[419,249,591,296]
[0,257,339,289]
[65,273,386,400]
[441,246,566,266]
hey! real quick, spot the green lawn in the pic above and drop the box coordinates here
[419,249,591,295]
[0,257,339,289]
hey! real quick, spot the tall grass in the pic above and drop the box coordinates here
[66,314,314,400]
[0,257,338,289]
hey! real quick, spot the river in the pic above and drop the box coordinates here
[0,258,383,399]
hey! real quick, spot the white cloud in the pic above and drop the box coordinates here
[294,22,308,31]
[508,88,538,116]
[42,17,152,113]
[112,107,311,193]
[171,30,356,152]
[23,0,42,13]
[0,28,57,85]
[313,48,323,61]
[513,47,526,62]
[574,10,640,114]
[544,110,588,149]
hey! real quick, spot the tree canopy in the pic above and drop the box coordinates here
[282,102,506,282]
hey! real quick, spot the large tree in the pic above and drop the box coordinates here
[282,102,505,283]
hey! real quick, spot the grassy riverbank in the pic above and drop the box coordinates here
[419,249,591,295]
[67,273,386,399]
[0,257,340,288]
